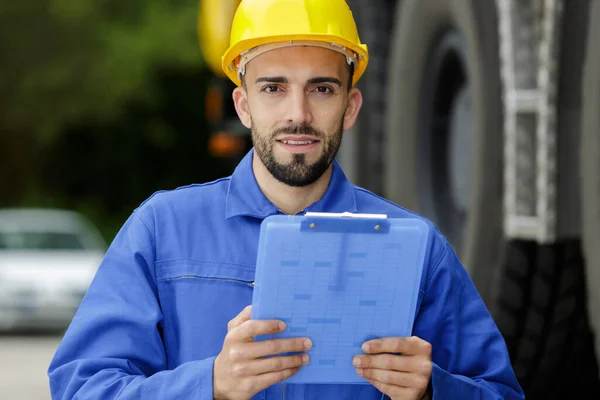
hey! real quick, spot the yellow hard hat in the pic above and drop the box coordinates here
[197,0,241,79]
[221,0,369,87]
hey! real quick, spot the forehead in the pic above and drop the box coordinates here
[245,46,347,81]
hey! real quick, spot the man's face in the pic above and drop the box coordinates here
[233,46,362,187]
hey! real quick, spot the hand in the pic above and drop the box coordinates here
[213,306,312,400]
[353,336,433,400]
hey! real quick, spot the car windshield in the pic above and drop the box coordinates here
[0,231,87,250]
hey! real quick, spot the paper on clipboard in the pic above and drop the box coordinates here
[250,212,430,384]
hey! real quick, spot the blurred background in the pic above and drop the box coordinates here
[1,0,599,399]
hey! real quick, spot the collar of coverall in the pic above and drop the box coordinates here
[236,40,358,83]
[225,149,358,219]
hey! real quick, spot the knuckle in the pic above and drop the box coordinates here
[270,321,281,333]
[224,331,234,344]
[268,339,282,354]
[382,369,392,383]
[420,359,432,375]
[377,382,390,393]
[265,321,278,334]
[393,340,404,353]
[384,355,396,370]
[422,341,432,355]
[277,370,290,381]
[228,346,243,362]
[246,321,258,337]
[295,338,306,350]
[271,357,284,371]
[289,355,302,368]
[367,341,379,352]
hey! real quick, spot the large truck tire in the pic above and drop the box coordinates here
[581,0,600,378]
[383,0,599,397]
[344,0,395,195]
[384,0,503,316]
[494,241,600,398]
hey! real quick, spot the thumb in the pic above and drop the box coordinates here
[227,305,252,332]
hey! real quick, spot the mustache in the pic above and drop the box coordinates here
[272,124,324,139]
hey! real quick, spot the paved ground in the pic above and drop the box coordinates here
[0,332,63,400]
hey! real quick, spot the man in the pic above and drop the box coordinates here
[48,0,525,399]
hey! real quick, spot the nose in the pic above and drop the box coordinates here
[283,88,313,125]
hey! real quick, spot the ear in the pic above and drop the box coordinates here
[342,88,363,131]
[232,86,252,129]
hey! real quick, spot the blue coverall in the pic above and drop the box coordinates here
[48,149,525,399]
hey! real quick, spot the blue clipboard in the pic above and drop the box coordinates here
[250,212,430,384]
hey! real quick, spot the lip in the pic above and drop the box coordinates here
[276,136,320,142]
[276,139,320,154]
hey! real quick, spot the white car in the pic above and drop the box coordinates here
[0,208,107,331]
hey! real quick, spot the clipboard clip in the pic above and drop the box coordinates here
[304,212,388,219]
[302,212,390,233]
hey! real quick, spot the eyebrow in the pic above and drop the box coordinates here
[254,76,343,86]
[308,77,343,86]
[255,76,288,84]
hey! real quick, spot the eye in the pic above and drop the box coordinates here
[314,86,334,94]
[261,85,281,94]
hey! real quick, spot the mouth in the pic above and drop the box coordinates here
[276,137,321,153]
[279,139,319,145]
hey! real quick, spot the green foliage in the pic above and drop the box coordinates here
[1,0,246,242]
[1,0,203,139]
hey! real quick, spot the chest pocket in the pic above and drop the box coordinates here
[156,260,258,370]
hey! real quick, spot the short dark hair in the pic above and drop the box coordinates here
[347,62,355,90]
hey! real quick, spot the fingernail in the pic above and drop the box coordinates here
[279,321,286,331]
[352,357,362,367]
[362,343,370,352]
[356,368,364,376]
[303,339,312,349]
[302,354,309,364]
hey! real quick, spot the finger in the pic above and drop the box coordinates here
[251,367,302,392]
[228,305,252,331]
[363,336,432,356]
[353,354,432,377]
[357,368,429,390]
[353,353,409,372]
[228,319,286,343]
[363,377,416,399]
[241,353,310,375]
[250,337,312,358]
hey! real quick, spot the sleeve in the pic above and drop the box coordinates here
[47,209,216,400]
[412,241,525,400]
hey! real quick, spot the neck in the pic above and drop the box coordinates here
[252,153,333,215]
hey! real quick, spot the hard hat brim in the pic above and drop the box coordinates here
[222,34,369,87]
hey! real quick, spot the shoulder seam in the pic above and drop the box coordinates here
[138,177,231,208]
[133,210,158,289]
[353,187,431,220]
[133,210,156,249]
[428,242,449,286]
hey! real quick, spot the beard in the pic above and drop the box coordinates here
[251,120,343,187]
